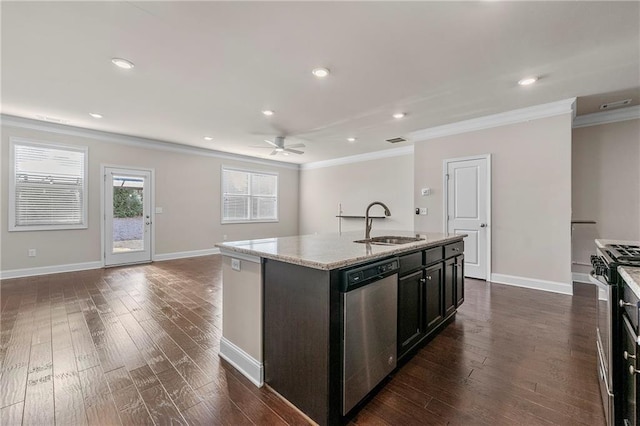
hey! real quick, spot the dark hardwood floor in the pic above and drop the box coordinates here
[0,255,604,425]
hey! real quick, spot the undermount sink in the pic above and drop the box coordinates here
[354,236,424,245]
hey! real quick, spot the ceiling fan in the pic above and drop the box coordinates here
[252,136,305,156]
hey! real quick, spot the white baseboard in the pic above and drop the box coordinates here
[154,248,220,261]
[572,272,592,284]
[219,337,263,388]
[0,261,103,280]
[490,273,573,296]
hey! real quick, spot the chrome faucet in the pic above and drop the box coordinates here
[365,201,391,239]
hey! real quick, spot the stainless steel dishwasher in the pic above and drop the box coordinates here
[341,257,399,415]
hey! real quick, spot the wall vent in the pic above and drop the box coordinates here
[386,137,407,143]
[600,99,632,110]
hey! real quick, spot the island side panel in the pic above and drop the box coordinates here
[220,254,264,386]
[264,259,331,425]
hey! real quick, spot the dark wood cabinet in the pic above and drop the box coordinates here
[455,255,464,307]
[397,241,464,360]
[621,300,639,426]
[424,263,444,331]
[398,270,424,356]
[444,258,456,318]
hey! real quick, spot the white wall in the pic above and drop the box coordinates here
[413,114,573,289]
[299,153,414,235]
[1,121,299,274]
[572,118,640,271]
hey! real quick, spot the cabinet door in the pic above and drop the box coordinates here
[622,315,637,426]
[444,258,456,318]
[455,255,464,307]
[424,263,444,331]
[398,270,423,357]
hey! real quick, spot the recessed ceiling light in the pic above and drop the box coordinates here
[312,68,330,78]
[283,152,290,156]
[393,112,406,119]
[518,76,538,86]
[275,147,284,152]
[89,113,103,119]
[347,137,356,142]
[111,58,135,69]
[203,136,213,141]
[262,110,274,116]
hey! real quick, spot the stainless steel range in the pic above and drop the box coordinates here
[591,241,640,425]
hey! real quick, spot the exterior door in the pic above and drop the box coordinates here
[445,156,490,280]
[104,167,152,266]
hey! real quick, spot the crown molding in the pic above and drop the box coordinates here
[407,98,577,142]
[572,105,640,128]
[0,114,300,170]
[300,145,414,170]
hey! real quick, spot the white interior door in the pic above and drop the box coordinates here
[445,156,490,280]
[104,167,152,266]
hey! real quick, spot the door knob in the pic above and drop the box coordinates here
[145,221,150,225]
[480,223,487,228]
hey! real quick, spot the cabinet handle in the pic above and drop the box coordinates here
[425,276,432,281]
[419,278,426,284]
[620,299,636,308]
[625,351,636,360]
[630,365,639,375]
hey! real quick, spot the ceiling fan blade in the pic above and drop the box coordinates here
[269,150,278,156]
[250,145,273,148]
[285,143,305,149]
[264,139,279,147]
[284,148,304,155]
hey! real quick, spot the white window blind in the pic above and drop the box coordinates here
[222,168,278,222]
[10,139,88,231]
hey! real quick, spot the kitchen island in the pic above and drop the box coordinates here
[216,231,465,425]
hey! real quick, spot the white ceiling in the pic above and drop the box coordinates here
[2,1,639,164]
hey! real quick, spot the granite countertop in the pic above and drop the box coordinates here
[216,230,465,270]
[620,266,640,298]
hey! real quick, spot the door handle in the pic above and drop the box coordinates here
[480,223,487,228]
[145,221,151,225]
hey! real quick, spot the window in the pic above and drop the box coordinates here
[222,168,278,223]
[9,138,88,231]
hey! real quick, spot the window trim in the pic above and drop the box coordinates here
[9,137,89,232]
[221,166,279,224]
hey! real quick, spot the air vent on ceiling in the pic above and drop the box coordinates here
[600,99,632,110]
[386,137,407,144]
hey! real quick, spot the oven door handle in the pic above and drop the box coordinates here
[589,271,609,290]
[589,271,610,291]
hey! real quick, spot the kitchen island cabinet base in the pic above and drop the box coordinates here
[264,259,342,425]
[263,244,464,425]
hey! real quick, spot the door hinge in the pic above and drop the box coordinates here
[445,173,450,180]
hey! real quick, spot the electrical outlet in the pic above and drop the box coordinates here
[223,234,228,241]
[28,249,36,257]
[155,207,163,214]
[231,258,241,271]
[419,208,428,215]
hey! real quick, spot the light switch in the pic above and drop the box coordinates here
[155,207,163,214]
[231,258,241,271]
[421,188,431,196]
[419,208,428,215]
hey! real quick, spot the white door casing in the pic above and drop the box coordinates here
[103,167,153,266]
[444,155,491,280]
